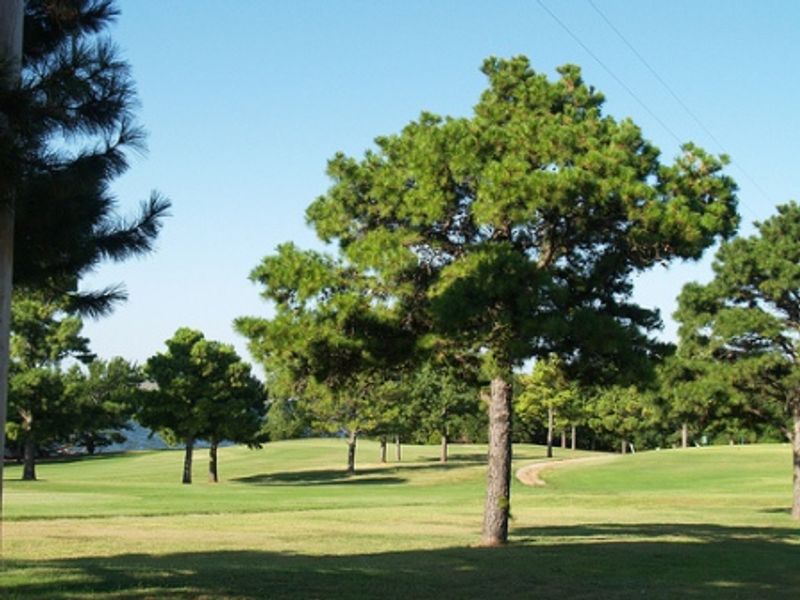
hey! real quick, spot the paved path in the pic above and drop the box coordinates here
[515,455,619,486]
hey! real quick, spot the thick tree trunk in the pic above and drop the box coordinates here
[560,430,567,449]
[481,377,512,546]
[0,0,25,525]
[681,422,688,449]
[182,438,194,484]
[621,439,627,455]
[22,434,36,481]
[440,433,448,463]
[395,434,401,462]
[208,441,219,483]
[546,406,554,458]
[792,403,800,520]
[86,437,96,456]
[379,436,387,463]
[571,425,576,451]
[346,431,357,473]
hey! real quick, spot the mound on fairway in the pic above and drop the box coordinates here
[2,440,799,599]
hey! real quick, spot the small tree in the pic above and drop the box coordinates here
[516,356,580,457]
[7,292,92,479]
[407,361,481,462]
[63,357,142,455]
[236,243,413,474]
[140,328,265,484]
[196,346,265,483]
[587,385,656,453]
[675,202,800,518]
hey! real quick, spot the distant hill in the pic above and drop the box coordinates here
[101,422,212,453]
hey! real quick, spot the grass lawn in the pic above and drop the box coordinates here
[2,440,799,599]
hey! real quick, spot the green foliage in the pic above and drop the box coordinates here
[139,328,266,447]
[405,361,482,444]
[6,293,93,457]
[586,385,658,449]
[675,202,800,436]
[236,244,414,451]
[516,356,583,434]
[63,357,142,453]
[306,55,738,382]
[0,0,170,311]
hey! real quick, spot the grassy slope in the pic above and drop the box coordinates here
[2,440,799,599]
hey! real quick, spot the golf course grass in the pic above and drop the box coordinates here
[2,440,798,598]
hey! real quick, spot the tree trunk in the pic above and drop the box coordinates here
[0,0,25,524]
[560,429,566,449]
[571,425,576,451]
[379,436,387,463]
[792,403,800,520]
[346,431,357,473]
[208,441,219,483]
[440,433,448,463]
[395,434,401,462]
[86,437,96,456]
[621,439,627,455]
[182,438,194,484]
[481,377,512,546]
[22,433,36,481]
[681,422,688,449]
[546,406,554,458]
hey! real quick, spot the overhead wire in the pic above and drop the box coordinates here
[536,0,764,221]
[586,0,768,219]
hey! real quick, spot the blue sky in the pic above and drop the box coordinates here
[81,0,800,368]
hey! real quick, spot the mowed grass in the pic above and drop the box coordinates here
[2,440,799,599]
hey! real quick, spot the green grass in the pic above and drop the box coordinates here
[2,440,798,599]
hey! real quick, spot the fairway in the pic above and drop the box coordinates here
[2,440,799,599]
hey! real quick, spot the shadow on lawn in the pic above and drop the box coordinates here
[4,523,799,599]
[234,459,485,487]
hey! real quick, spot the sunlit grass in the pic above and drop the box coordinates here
[2,440,799,598]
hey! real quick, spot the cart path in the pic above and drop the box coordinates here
[516,455,620,486]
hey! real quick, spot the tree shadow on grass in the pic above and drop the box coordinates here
[759,507,793,515]
[233,460,485,487]
[420,452,487,463]
[4,523,799,599]
[233,468,407,486]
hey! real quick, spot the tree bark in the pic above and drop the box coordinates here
[481,377,512,546]
[681,422,688,449]
[792,403,800,520]
[395,434,401,462]
[0,0,25,525]
[440,433,448,463]
[546,406,554,458]
[571,425,576,451]
[560,429,567,449]
[86,437,96,456]
[379,436,387,463]
[208,441,219,483]
[346,431,357,473]
[621,439,627,455]
[22,433,36,481]
[182,437,194,484]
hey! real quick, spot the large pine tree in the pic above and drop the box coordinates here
[305,56,738,544]
[0,0,169,506]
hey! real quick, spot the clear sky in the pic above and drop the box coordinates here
[80,0,800,371]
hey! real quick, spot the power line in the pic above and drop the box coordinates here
[536,0,763,221]
[586,0,770,217]
[535,0,683,146]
